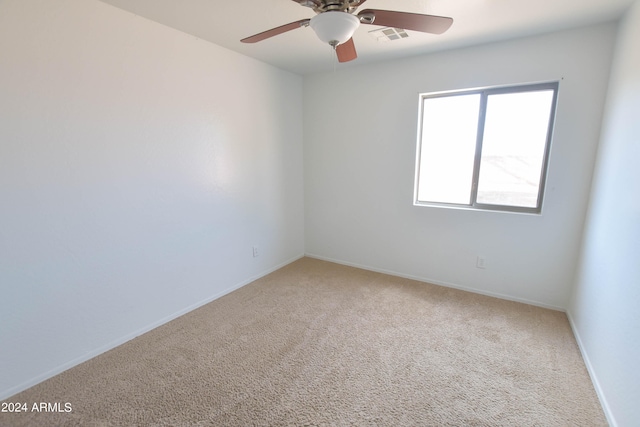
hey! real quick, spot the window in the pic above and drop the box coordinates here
[414,82,558,214]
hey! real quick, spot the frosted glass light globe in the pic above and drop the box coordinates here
[310,12,360,45]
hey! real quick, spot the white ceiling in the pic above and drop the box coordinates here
[98,0,633,75]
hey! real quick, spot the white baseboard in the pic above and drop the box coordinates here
[566,311,617,427]
[0,253,304,401]
[304,253,565,312]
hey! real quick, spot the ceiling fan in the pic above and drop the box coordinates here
[241,0,453,63]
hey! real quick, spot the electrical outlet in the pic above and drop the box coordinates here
[252,246,259,257]
[476,256,486,269]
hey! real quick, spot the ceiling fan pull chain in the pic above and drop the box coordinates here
[332,44,337,73]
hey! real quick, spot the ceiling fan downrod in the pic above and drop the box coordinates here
[299,0,366,14]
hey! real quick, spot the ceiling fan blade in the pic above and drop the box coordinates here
[241,19,310,43]
[336,38,357,63]
[358,9,453,35]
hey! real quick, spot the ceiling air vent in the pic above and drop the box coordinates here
[368,27,409,42]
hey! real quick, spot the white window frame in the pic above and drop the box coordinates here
[413,82,559,214]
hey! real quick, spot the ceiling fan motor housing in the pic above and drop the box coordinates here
[310,11,360,46]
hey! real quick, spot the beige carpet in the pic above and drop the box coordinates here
[2,257,607,426]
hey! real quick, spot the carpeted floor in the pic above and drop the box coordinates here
[2,257,607,426]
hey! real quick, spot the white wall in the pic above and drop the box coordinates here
[304,23,617,309]
[0,0,304,399]
[568,1,640,425]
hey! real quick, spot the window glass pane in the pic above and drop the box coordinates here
[417,94,480,204]
[476,90,554,208]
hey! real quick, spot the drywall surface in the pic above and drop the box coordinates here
[569,2,640,426]
[304,23,617,309]
[0,0,304,399]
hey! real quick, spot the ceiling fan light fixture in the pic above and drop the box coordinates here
[310,11,360,46]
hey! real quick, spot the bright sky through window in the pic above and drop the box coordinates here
[415,83,558,213]
[417,94,480,204]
